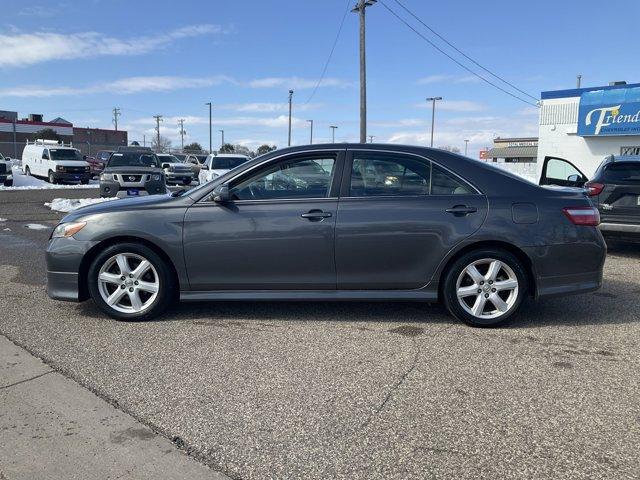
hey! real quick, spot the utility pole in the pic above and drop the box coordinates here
[368,135,374,143]
[205,102,212,153]
[576,74,582,88]
[307,120,314,144]
[426,97,442,147]
[352,0,376,143]
[219,129,224,148]
[330,125,338,143]
[178,119,186,151]
[143,134,146,147]
[112,107,121,131]
[464,139,469,156]
[288,90,294,146]
[153,115,163,152]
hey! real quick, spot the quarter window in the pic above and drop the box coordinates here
[431,164,474,195]
[230,156,336,201]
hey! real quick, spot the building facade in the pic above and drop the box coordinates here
[537,81,640,179]
[0,110,127,159]
[481,137,539,181]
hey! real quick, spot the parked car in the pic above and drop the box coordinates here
[22,140,91,184]
[183,153,208,176]
[46,144,606,327]
[157,153,195,185]
[91,150,114,176]
[0,152,12,186]
[539,154,640,241]
[198,153,250,184]
[99,147,166,198]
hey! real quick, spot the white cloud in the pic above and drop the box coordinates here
[0,24,229,67]
[219,102,321,113]
[247,77,354,89]
[416,74,480,85]
[130,115,309,130]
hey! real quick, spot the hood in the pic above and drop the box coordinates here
[103,166,162,174]
[61,193,183,222]
[55,160,90,168]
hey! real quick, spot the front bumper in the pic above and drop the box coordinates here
[100,179,166,198]
[0,174,12,181]
[165,171,195,183]
[47,271,80,302]
[54,172,91,182]
[46,236,98,302]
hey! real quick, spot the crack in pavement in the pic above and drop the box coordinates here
[357,324,453,431]
[0,370,53,390]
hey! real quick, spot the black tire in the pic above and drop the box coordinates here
[3,179,13,187]
[48,171,57,184]
[24,166,31,176]
[81,179,89,185]
[87,242,176,321]
[442,248,528,328]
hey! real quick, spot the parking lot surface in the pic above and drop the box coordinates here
[1,188,639,479]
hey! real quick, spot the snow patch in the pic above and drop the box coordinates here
[25,223,50,230]
[0,166,99,191]
[45,197,117,213]
[0,218,6,222]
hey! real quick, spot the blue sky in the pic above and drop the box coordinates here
[2,0,640,156]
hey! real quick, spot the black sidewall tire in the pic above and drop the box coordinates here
[87,242,175,321]
[25,166,30,176]
[443,248,528,328]
[3,180,12,187]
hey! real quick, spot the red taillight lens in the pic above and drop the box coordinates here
[562,206,600,226]
[584,181,604,196]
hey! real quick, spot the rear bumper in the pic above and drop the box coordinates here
[535,270,603,298]
[46,271,80,302]
[600,222,640,234]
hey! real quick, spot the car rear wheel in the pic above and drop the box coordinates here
[442,248,528,327]
[24,166,31,176]
[88,242,175,321]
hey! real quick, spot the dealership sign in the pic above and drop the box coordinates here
[578,87,640,136]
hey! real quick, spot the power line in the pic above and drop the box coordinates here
[378,0,538,107]
[391,0,538,102]
[304,0,352,104]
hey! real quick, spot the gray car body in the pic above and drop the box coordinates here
[46,144,606,304]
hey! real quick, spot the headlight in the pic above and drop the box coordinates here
[100,173,114,181]
[52,221,86,239]
[85,166,91,172]
[56,165,65,172]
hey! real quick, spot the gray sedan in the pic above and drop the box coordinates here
[46,144,606,327]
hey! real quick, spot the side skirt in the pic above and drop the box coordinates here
[180,289,438,302]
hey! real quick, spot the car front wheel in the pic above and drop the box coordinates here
[443,249,528,327]
[48,171,57,184]
[88,242,175,321]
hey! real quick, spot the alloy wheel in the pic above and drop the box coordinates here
[455,258,519,320]
[97,253,159,314]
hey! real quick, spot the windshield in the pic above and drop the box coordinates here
[212,157,249,170]
[50,149,83,161]
[158,155,179,164]
[108,152,161,168]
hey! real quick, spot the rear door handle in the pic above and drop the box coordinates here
[446,205,478,216]
[301,210,332,221]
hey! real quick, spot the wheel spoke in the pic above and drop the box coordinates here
[115,254,130,275]
[471,295,486,317]
[457,284,479,298]
[129,291,143,311]
[494,279,518,292]
[465,265,484,284]
[490,294,509,312]
[137,280,159,294]
[99,272,121,285]
[106,288,127,306]
[131,260,151,279]
[486,260,502,282]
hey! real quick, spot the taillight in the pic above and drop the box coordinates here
[562,206,600,226]
[584,181,604,196]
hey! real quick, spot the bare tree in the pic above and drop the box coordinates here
[437,145,461,153]
[152,135,172,153]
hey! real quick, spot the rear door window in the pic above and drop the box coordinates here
[603,163,640,183]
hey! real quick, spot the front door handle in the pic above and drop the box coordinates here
[446,205,478,216]
[301,210,332,221]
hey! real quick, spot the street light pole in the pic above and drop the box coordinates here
[288,90,294,146]
[307,120,313,144]
[352,0,377,143]
[330,125,338,143]
[368,135,374,143]
[464,139,469,156]
[426,97,442,147]
[219,130,224,148]
[205,102,212,153]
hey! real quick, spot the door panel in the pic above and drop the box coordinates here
[540,156,588,186]
[184,199,338,290]
[335,195,487,289]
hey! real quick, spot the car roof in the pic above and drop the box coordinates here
[116,146,154,153]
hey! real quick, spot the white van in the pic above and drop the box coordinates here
[198,153,251,184]
[22,139,91,184]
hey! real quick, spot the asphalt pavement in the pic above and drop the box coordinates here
[0,188,639,480]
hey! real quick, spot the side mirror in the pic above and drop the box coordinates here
[212,184,230,203]
[567,174,580,182]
